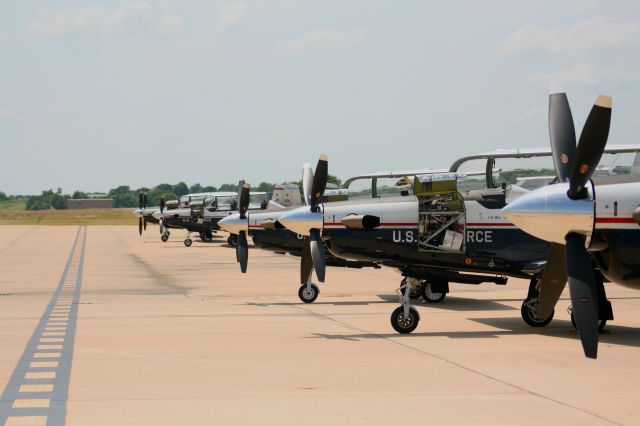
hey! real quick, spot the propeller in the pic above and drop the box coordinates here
[503,94,612,358]
[279,155,329,284]
[159,197,166,235]
[236,183,250,273]
[138,192,146,236]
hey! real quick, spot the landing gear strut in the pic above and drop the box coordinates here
[298,281,319,303]
[520,277,554,327]
[391,279,420,334]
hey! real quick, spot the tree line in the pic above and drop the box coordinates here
[6,174,344,211]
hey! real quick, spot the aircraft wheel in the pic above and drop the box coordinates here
[202,232,213,242]
[521,297,554,327]
[227,235,237,247]
[298,284,319,304]
[390,306,420,334]
[161,233,169,242]
[184,238,193,247]
[422,282,446,303]
[399,278,423,299]
[568,306,607,332]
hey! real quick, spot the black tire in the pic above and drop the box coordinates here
[161,234,169,242]
[184,238,192,247]
[390,306,420,334]
[298,284,319,303]
[421,282,446,303]
[202,232,213,242]
[521,297,554,327]
[569,308,607,332]
[227,235,237,247]
[399,278,423,300]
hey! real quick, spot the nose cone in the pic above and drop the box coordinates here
[502,182,594,244]
[218,213,247,235]
[277,207,323,236]
[151,211,164,220]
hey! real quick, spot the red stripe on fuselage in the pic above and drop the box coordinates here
[595,217,637,224]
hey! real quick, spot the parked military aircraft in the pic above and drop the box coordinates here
[274,136,640,335]
[503,93,640,359]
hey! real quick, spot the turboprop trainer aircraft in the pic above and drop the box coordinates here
[132,193,178,236]
[217,165,451,302]
[503,93,640,359]
[274,138,640,335]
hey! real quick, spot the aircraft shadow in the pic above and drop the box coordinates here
[376,294,518,311]
[308,317,640,348]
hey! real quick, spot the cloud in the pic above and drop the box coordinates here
[0,110,23,122]
[28,2,183,36]
[528,64,601,89]
[216,2,251,30]
[515,105,546,122]
[497,17,640,55]
[284,28,369,53]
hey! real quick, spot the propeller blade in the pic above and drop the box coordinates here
[309,228,325,282]
[548,93,576,183]
[300,238,313,284]
[302,163,314,206]
[160,197,165,213]
[159,220,164,235]
[568,95,612,199]
[537,243,568,319]
[239,183,250,219]
[138,216,143,236]
[139,193,144,210]
[310,154,328,211]
[143,219,147,231]
[565,232,600,359]
[237,231,249,273]
[143,193,148,209]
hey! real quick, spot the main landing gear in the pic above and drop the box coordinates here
[568,277,613,332]
[520,278,555,327]
[391,278,420,333]
[399,277,447,304]
[199,232,213,242]
[298,281,319,303]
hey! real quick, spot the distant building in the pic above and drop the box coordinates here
[67,199,114,209]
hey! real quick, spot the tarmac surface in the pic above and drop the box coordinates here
[0,225,639,425]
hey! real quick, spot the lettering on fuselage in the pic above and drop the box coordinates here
[392,230,415,243]
[466,230,493,243]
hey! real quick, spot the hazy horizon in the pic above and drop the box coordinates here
[2,0,640,195]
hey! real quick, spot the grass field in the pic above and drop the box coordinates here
[0,207,138,225]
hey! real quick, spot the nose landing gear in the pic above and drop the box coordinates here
[298,281,319,303]
[390,279,420,334]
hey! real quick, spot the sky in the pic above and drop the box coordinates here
[1,0,640,194]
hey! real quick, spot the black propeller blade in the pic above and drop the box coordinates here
[237,231,248,273]
[138,216,143,236]
[568,95,612,199]
[310,154,328,212]
[160,197,166,213]
[139,193,144,210]
[300,238,313,284]
[309,229,325,283]
[239,183,250,219]
[536,243,568,319]
[565,232,600,358]
[143,219,147,231]
[548,93,576,183]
